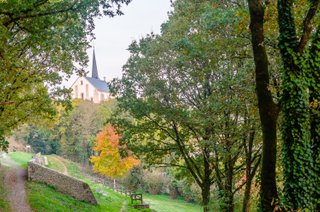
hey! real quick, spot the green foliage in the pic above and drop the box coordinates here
[59,100,116,164]
[0,132,9,152]
[19,99,117,164]
[142,169,169,195]
[119,165,144,193]
[25,125,60,154]
[111,0,261,209]
[277,0,320,209]
[0,0,130,151]
[0,167,10,211]
[176,178,195,203]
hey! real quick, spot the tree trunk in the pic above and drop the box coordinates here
[224,168,234,212]
[277,0,317,208]
[201,183,210,212]
[247,1,279,211]
[242,178,252,212]
[202,149,211,212]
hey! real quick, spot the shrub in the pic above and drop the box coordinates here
[177,179,195,202]
[168,179,179,199]
[190,182,202,204]
[119,166,144,192]
[143,170,168,195]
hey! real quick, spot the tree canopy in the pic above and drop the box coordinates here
[0,0,131,151]
[110,1,262,210]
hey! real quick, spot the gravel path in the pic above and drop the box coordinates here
[1,153,32,212]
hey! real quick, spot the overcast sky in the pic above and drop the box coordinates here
[64,0,172,87]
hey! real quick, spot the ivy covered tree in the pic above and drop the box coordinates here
[0,0,131,151]
[277,0,320,209]
[247,0,320,210]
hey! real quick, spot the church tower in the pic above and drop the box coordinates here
[92,48,99,79]
[70,49,110,103]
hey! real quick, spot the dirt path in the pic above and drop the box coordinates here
[1,153,32,212]
[4,168,32,212]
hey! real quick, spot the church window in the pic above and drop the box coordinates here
[75,85,78,98]
[86,84,89,98]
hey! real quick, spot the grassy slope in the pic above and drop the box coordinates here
[12,153,145,212]
[9,152,202,212]
[0,166,10,211]
[27,182,143,212]
[8,151,33,168]
[46,155,66,174]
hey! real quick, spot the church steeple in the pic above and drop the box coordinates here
[92,48,99,79]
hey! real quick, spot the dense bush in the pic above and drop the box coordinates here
[176,179,195,202]
[119,166,144,192]
[142,170,169,195]
[25,125,59,154]
[168,179,179,199]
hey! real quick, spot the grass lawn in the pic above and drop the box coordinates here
[46,155,66,174]
[143,193,202,212]
[8,151,33,168]
[9,152,203,212]
[0,166,10,211]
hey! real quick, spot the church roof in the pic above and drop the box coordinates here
[84,48,109,92]
[85,77,109,92]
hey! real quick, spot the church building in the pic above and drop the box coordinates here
[71,50,110,104]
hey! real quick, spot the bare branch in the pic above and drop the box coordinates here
[297,0,320,52]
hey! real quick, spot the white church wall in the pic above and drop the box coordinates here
[71,77,109,104]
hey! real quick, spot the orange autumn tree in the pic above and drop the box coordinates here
[90,124,139,179]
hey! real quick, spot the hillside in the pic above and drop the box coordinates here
[1,152,201,212]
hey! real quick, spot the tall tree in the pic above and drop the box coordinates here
[0,0,131,150]
[277,0,320,209]
[247,1,280,210]
[111,1,262,210]
[58,100,115,164]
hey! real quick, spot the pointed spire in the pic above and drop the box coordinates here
[92,48,99,79]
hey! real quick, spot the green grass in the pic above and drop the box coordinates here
[65,160,84,179]
[10,152,202,212]
[143,193,202,212]
[25,154,148,212]
[8,151,33,168]
[0,166,10,211]
[47,155,66,174]
[27,181,149,212]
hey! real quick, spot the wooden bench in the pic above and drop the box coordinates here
[130,193,143,204]
[130,193,150,209]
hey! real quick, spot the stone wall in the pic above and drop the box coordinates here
[28,159,97,205]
